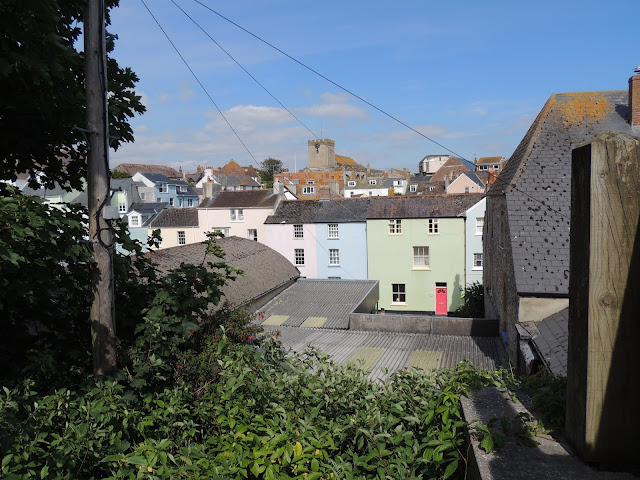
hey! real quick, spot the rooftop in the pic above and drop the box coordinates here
[366,194,484,219]
[113,163,181,178]
[149,208,199,228]
[199,189,280,209]
[490,90,637,295]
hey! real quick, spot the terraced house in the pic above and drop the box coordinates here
[263,198,370,279]
[366,194,484,314]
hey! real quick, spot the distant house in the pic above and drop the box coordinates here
[132,172,199,208]
[196,172,262,191]
[343,177,392,197]
[418,154,450,176]
[198,188,284,243]
[428,156,470,183]
[446,172,486,194]
[110,178,140,217]
[145,236,300,312]
[264,198,370,280]
[474,156,507,176]
[485,77,639,368]
[366,194,483,313]
[124,202,168,250]
[20,181,87,207]
[113,163,182,180]
[148,208,199,249]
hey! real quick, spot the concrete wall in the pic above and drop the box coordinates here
[316,222,368,279]
[464,198,486,287]
[349,313,498,336]
[263,223,318,278]
[367,217,466,312]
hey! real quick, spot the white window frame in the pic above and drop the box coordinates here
[159,183,168,193]
[473,253,483,269]
[178,231,186,245]
[294,224,303,239]
[140,192,147,201]
[306,179,315,184]
[389,219,402,235]
[328,223,339,239]
[329,249,339,266]
[347,181,356,187]
[248,229,257,241]
[428,218,439,234]
[294,248,305,266]
[413,246,430,269]
[393,180,402,186]
[118,202,126,213]
[392,284,406,304]
[302,186,315,195]
[213,228,229,237]
[188,198,193,207]
[179,185,187,192]
[476,217,484,235]
[410,184,417,193]
[230,208,245,222]
[129,214,140,228]
[369,179,377,186]
[464,186,470,193]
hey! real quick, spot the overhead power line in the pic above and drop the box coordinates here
[190,0,470,162]
[140,0,259,166]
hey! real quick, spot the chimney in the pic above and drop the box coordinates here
[367,163,370,175]
[630,66,640,128]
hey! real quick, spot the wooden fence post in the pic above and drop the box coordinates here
[567,132,640,470]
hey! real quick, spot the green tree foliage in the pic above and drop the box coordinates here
[454,281,485,318]
[259,157,284,187]
[0,0,145,191]
[110,170,132,179]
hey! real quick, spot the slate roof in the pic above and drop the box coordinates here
[490,90,636,295]
[149,208,198,228]
[137,173,199,196]
[345,178,393,190]
[265,198,370,224]
[458,172,485,187]
[114,163,181,178]
[199,189,280,208]
[527,308,569,376]
[366,194,484,219]
[146,236,300,310]
[129,202,168,215]
[110,178,134,191]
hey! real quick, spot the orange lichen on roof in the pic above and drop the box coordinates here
[335,155,357,166]
[558,92,611,126]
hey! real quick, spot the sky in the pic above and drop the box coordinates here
[108,0,640,174]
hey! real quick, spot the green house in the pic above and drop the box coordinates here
[366,194,483,314]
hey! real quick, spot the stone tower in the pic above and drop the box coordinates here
[307,139,336,170]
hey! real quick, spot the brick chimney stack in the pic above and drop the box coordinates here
[630,66,640,128]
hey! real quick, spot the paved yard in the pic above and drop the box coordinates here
[262,325,508,381]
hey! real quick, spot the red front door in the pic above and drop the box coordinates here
[435,287,447,315]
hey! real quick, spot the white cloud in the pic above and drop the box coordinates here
[159,93,170,104]
[320,91,350,104]
[380,124,448,143]
[179,83,195,101]
[204,105,295,133]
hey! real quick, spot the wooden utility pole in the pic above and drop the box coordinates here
[567,132,640,471]
[85,0,116,375]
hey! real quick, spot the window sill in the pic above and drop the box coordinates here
[412,267,431,271]
[472,267,483,271]
[391,302,407,306]
[327,237,339,240]
[388,233,402,236]
[328,264,340,267]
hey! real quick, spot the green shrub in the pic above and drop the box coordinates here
[454,282,484,318]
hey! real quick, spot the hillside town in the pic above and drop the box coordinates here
[2,0,639,476]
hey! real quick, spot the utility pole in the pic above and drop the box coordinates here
[85,0,116,375]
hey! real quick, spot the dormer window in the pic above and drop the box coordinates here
[410,184,417,193]
[302,186,315,195]
[369,179,377,186]
[306,179,315,184]
[178,185,187,192]
[347,181,356,187]
[129,214,140,227]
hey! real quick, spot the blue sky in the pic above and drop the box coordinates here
[108,0,639,174]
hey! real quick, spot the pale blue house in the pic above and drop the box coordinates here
[460,197,486,288]
[264,198,369,280]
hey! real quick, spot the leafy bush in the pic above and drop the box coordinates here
[453,282,484,318]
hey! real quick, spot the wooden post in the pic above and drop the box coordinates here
[85,0,116,375]
[567,132,640,470]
